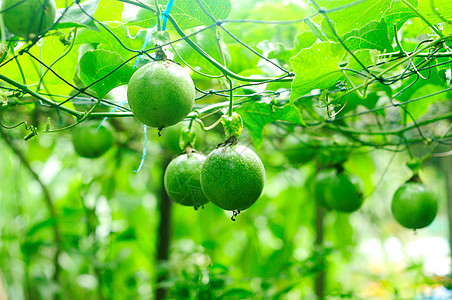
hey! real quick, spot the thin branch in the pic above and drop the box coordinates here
[0,127,62,285]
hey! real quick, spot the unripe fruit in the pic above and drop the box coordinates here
[391,181,438,229]
[201,144,265,211]
[314,168,364,212]
[283,135,317,166]
[72,122,114,158]
[313,169,334,209]
[1,0,56,39]
[164,153,209,207]
[127,60,195,128]
[324,172,364,212]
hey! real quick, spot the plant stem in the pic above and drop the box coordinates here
[226,76,233,117]
[154,0,162,32]
[337,36,450,102]
[0,73,82,118]
[328,110,452,135]
[400,0,444,38]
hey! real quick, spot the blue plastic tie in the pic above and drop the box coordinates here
[133,25,157,69]
[97,99,128,131]
[133,124,148,172]
[132,0,176,172]
[162,0,175,31]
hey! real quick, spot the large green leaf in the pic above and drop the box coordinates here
[404,84,449,121]
[79,49,135,99]
[55,0,100,31]
[173,27,228,75]
[269,31,318,64]
[126,0,231,30]
[342,20,393,52]
[314,0,393,36]
[76,23,147,60]
[383,0,418,40]
[237,102,305,149]
[94,0,124,22]
[0,35,80,96]
[419,0,452,24]
[290,42,346,103]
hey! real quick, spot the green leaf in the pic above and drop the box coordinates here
[269,31,318,64]
[76,23,146,60]
[169,0,232,29]
[404,84,448,121]
[174,27,228,75]
[94,0,124,22]
[315,0,393,36]
[346,49,375,72]
[383,0,418,40]
[342,20,393,52]
[304,19,328,42]
[79,49,136,99]
[55,0,100,31]
[126,0,232,30]
[419,0,452,24]
[237,102,305,149]
[436,56,452,81]
[290,42,346,103]
[0,35,80,96]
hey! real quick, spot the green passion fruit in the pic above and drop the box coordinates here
[315,168,364,213]
[283,135,317,166]
[127,60,195,128]
[313,169,335,209]
[72,122,114,158]
[164,153,209,207]
[391,181,438,229]
[1,0,56,39]
[200,144,265,211]
[317,142,350,168]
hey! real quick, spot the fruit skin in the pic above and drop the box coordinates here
[127,60,195,128]
[313,169,335,209]
[2,0,56,39]
[72,122,114,158]
[314,168,364,212]
[200,144,265,211]
[164,153,209,207]
[283,135,316,166]
[391,182,438,229]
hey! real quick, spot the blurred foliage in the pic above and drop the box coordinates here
[0,0,451,299]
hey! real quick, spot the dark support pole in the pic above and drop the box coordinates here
[156,157,172,300]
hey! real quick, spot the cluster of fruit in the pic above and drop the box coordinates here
[2,0,437,227]
[163,140,265,215]
[285,140,438,230]
[72,58,266,217]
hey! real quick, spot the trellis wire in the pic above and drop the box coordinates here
[0,0,450,153]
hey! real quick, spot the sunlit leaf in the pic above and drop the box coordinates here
[237,102,305,149]
[290,42,346,103]
[79,49,135,99]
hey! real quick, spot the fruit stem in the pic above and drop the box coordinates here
[155,47,167,61]
[408,174,422,183]
[154,0,162,32]
[226,76,234,117]
[335,164,345,174]
[217,135,238,148]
